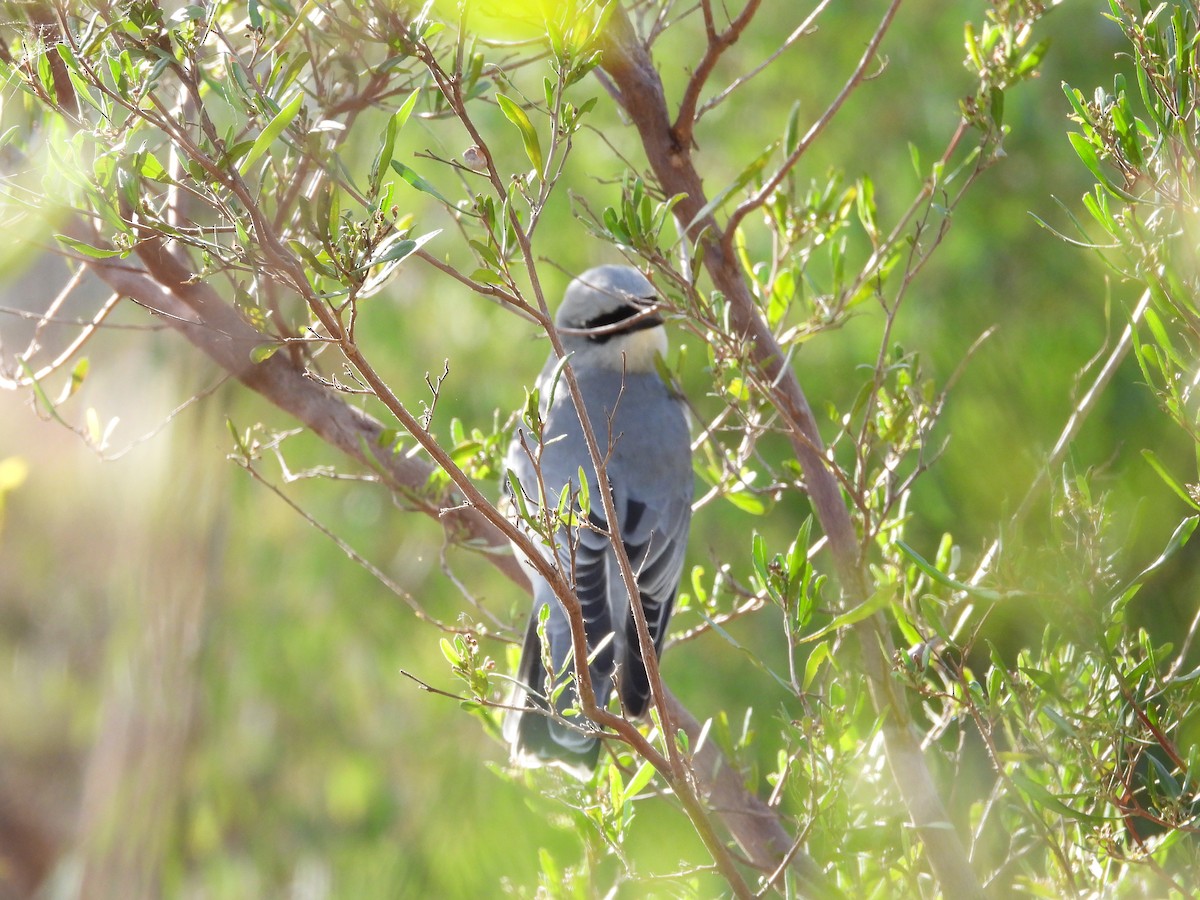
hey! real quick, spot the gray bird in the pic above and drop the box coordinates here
[503,265,693,772]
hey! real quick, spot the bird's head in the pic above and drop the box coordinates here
[554,265,667,373]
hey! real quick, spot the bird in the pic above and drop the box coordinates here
[503,265,693,773]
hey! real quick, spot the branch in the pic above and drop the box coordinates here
[694,0,833,124]
[412,44,768,895]
[673,0,763,146]
[24,7,853,892]
[68,224,531,590]
[598,8,985,898]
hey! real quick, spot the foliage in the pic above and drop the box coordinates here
[0,0,1198,897]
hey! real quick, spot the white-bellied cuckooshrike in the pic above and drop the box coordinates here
[503,265,693,772]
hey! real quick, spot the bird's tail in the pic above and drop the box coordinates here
[504,606,604,776]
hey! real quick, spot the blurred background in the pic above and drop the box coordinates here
[2,0,1193,896]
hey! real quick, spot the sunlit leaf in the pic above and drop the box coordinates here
[495,93,544,177]
[239,91,304,175]
[391,160,454,206]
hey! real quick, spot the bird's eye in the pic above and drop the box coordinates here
[582,304,640,332]
[579,302,663,344]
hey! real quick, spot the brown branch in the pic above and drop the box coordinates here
[410,44,767,896]
[598,7,985,899]
[694,0,834,123]
[673,0,764,146]
[68,225,531,590]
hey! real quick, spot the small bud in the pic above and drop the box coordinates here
[462,146,487,170]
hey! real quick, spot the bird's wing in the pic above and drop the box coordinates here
[599,484,692,716]
[505,367,692,752]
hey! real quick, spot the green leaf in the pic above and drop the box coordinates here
[495,93,544,177]
[250,343,280,363]
[1016,39,1051,77]
[239,91,304,175]
[988,86,1004,127]
[1115,514,1199,600]
[1067,131,1139,201]
[248,0,263,29]
[370,117,399,198]
[440,637,463,667]
[370,239,416,267]
[470,267,503,285]
[783,100,802,158]
[1010,771,1108,824]
[802,640,833,691]
[799,586,893,643]
[1067,131,1103,181]
[575,467,590,516]
[506,470,531,523]
[136,150,169,181]
[369,91,420,197]
[54,234,126,259]
[289,239,337,277]
[1146,751,1183,800]
[724,487,765,514]
[751,532,769,584]
[54,357,89,405]
[1142,450,1200,510]
[392,88,420,131]
[620,758,656,804]
[359,229,441,275]
[390,161,454,207]
[19,361,70,429]
[909,141,922,179]
[896,540,1007,601]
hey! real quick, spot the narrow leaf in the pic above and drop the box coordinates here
[390,161,454,206]
[250,343,280,363]
[240,91,304,175]
[1142,450,1200,510]
[54,234,126,259]
[800,586,893,643]
[620,758,656,804]
[495,93,544,177]
[1116,513,1199,597]
[802,640,833,691]
[1010,771,1108,824]
[392,89,420,131]
[896,540,1007,601]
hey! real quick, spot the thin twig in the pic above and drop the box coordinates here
[599,5,985,896]
[724,0,903,241]
[673,0,764,145]
[695,0,834,124]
